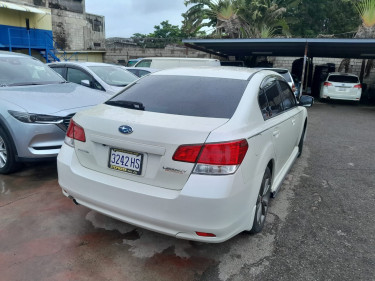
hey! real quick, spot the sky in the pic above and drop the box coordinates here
[85,0,188,38]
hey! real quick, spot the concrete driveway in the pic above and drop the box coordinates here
[1,102,374,281]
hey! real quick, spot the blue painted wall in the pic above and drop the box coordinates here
[0,24,53,50]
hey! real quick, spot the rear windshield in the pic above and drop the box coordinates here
[328,75,359,83]
[108,75,248,118]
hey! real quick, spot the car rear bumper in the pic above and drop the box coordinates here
[321,88,361,101]
[57,144,254,243]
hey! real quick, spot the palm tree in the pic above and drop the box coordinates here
[339,0,375,76]
[182,0,291,38]
[241,0,291,38]
[182,0,246,38]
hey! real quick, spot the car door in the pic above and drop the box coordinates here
[278,80,303,153]
[260,76,293,174]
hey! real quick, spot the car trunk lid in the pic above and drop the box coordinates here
[72,104,229,191]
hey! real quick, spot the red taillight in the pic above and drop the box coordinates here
[292,84,296,92]
[198,140,248,165]
[173,139,248,165]
[172,144,203,163]
[324,82,333,87]
[66,120,86,142]
[354,84,362,89]
[196,232,216,237]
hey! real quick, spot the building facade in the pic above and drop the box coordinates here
[0,0,105,62]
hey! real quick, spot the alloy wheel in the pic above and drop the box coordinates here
[0,135,7,168]
[255,178,271,226]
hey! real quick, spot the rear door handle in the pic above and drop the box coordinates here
[292,119,296,125]
[273,130,280,137]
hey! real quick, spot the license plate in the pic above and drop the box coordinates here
[108,148,143,175]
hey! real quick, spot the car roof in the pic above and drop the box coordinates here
[150,66,264,80]
[139,57,220,61]
[255,67,290,73]
[123,66,159,72]
[48,61,120,67]
[328,72,358,77]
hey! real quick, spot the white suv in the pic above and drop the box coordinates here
[320,72,362,101]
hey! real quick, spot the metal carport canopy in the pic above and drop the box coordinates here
[183,38,375,59]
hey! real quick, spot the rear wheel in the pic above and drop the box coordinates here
[249,167,272,234]
[0,127,18,174]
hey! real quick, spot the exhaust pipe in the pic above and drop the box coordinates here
[68,195,80,205]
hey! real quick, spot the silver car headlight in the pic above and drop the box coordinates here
[8,110,64,124]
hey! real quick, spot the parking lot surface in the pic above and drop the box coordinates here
[1,102,374,281]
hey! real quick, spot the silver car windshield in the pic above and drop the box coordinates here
[88,66,138,87]
[0,56,65,86]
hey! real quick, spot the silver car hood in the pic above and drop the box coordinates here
[0,82,110,115]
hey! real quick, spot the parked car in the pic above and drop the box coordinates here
[319,72,362,101]
[257,68,296,93]
[48,62,138,95]
[0,51,109,174]
[126,58,143,67]
[121,66,159,77]
[57,67,313,243]
[133,57,221,69]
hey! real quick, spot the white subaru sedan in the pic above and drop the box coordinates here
[57,67,313,243]
[320,72,362,101]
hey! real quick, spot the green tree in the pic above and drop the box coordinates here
[339,0,375,77]
[287,0,360,37]
[131,20,189,48]
[182,0,292,38]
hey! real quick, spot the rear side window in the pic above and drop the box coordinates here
[328,75,359,83]
[108,75,248,118]
[279,81,296,110]
[264,81,283,116]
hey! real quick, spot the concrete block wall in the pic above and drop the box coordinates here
[104,42,219,65]
[273,56,364,76]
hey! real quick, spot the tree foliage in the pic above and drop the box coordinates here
[286,0,361,38]
[131,20,200,48]
[182,0,292,38]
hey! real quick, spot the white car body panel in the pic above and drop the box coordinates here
[57,67,309,242]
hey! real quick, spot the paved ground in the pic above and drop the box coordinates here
[1,102,374,281]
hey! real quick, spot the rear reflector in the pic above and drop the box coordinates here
[66,120,86,142]
[173,139,248,165]
[324,82,333,87]
[196,232,216,237]
[354,84,362,89]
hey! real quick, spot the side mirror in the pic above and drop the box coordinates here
[81,80,90,87]
[299,95,314,107]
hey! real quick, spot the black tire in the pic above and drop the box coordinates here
[249,167,272,234]
[297,126,306,158]
[0,127,18,174]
